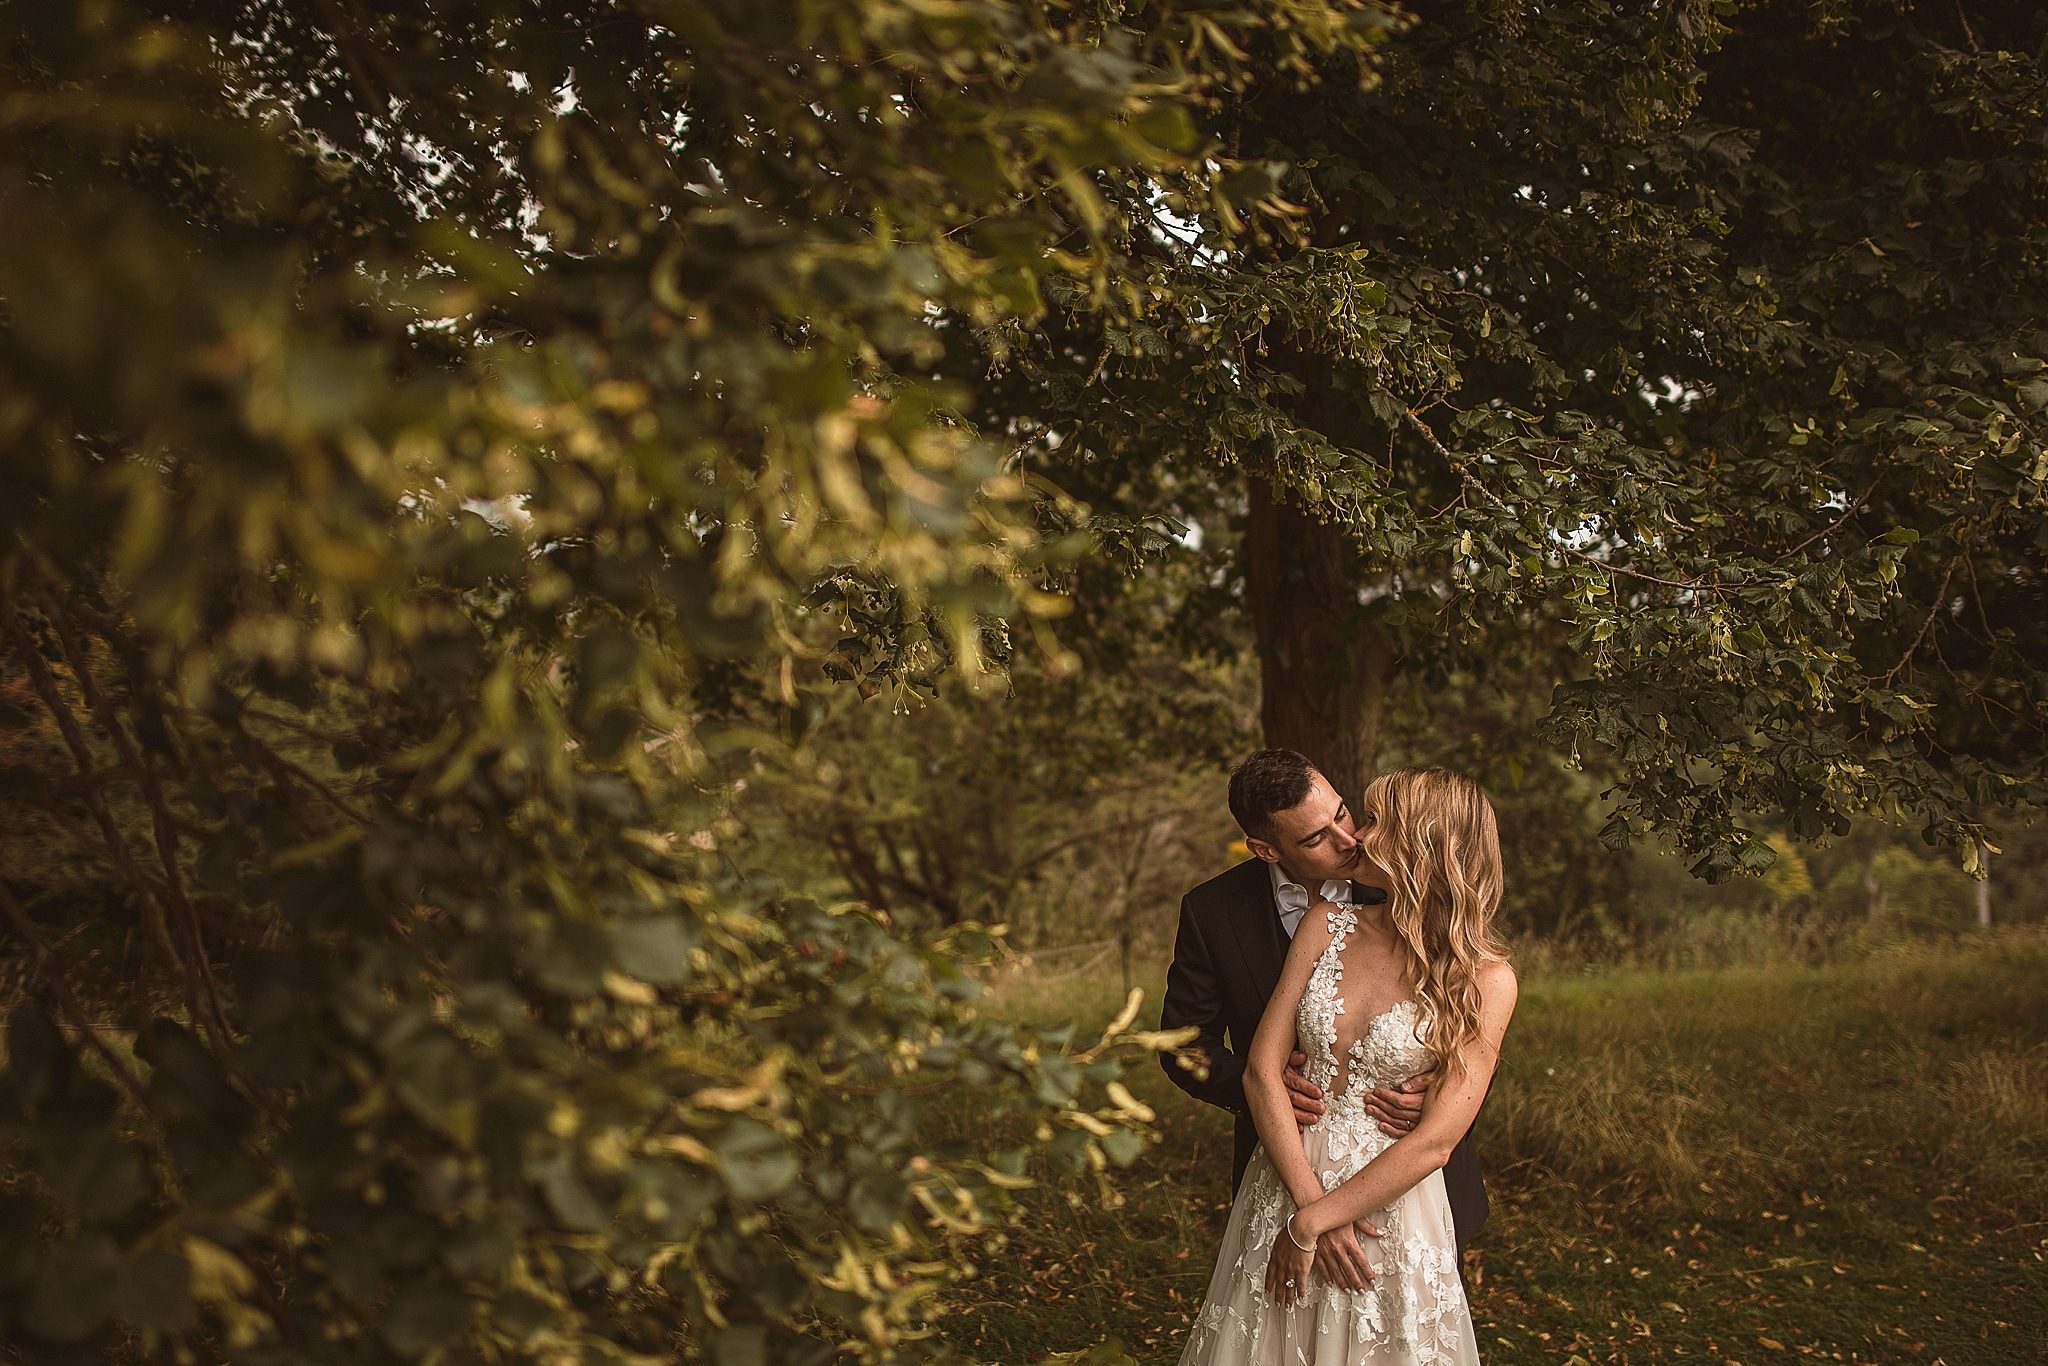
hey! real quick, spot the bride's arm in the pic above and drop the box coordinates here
[1244,906,1340,1213]
[1289,960,1518,1242]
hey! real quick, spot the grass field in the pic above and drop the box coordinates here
[939,931,2048,1365]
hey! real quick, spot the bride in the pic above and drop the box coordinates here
[1177,767,1519,1366]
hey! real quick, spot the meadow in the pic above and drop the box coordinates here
[941,930,2048,1365]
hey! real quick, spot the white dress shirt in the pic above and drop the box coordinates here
[1269,863,1358,940]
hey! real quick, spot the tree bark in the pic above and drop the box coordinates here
[1242,476,1394,805]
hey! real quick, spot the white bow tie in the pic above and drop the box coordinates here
[1274,878,1357,916]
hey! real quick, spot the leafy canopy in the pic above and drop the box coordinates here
[964,0,2048,876]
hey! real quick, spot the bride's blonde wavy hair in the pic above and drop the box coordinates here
[1357,767,1507,1085]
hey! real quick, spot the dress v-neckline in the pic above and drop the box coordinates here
[1339,996,1417,1031]
[1317,921,1416,1033]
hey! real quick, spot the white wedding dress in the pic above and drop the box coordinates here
[1177,904,1481,1365]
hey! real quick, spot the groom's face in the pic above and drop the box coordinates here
[1249,771,1367,887]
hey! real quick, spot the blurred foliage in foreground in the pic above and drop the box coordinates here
[0,0,1406,1359]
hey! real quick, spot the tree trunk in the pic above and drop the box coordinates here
[1976,840,1992,928]
[1242,476,1394,805]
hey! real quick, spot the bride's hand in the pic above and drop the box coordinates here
[1312,1219,1382,1292]
[1263,1214,1317,1309]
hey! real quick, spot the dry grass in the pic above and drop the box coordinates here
[947,927,2048,1364]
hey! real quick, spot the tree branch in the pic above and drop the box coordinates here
[1780,476,1883,560]
[34,581,236,1053]
[1401,406,1729,596]
[0,878,162,1123]
[0,593,202,1013]
[1881,561,1959,686]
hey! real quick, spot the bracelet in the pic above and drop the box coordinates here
[1285,1212,1316,1253]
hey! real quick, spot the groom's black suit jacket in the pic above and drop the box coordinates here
[1158,857,1488,1253]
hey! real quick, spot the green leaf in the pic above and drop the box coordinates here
[609,914,696,986]
[847,1169,907,1232]
[526,920,611,998]
[42,1128,147,1221]
[489,1288,555,1343]
[1736,838,1778,873]
[113,1248,195,1336]
[1220,160,1286,204]
[1033,1056,1083,1106]
[577,624,641,701]
[709,1324,768,1366]
[140,1019,242,1128]
[1132,103,1201,154]
[6,1005,70,1107]
[23,1234,118,1344]
[1100,1127,1145,1167]
[441,1217,518,1281]
[713,1118,799,1202]
[382,1281,472,1358]
[534,1152,610,1232]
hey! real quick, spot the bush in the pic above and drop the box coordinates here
[0,3,1383,1358]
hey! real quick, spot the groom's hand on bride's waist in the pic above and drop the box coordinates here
[1365,1068,1433,1137]
[1283,1050,1326,1127]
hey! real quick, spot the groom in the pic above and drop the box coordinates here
[1158,749,1488,1256]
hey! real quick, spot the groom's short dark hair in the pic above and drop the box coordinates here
[1229,749,1319,839]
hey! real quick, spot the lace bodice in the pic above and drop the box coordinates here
[1296,904,1434,1168]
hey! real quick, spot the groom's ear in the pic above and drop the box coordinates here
[1244,835,1280,864]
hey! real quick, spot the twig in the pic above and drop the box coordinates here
[1006,419,1075,467]
[311,0,407,120]
[1780,477,1882,560]
[1013,806,1184,877]
[1084,336,1114,388]
[1959,551,1998,645]
[0,593,202,1018]
[1400,407,1726,595]
[1880,561,1958,686]
[1005,337,1116,467]
[0,879,163,1123]
[1952,0,1981,52]
[34,582,236,1054]
[237,730,375,826]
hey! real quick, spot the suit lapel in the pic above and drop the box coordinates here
[1225,860,1289,1002]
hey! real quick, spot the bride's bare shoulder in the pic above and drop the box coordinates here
[1475,957,1519,1013]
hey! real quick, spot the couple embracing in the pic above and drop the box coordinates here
[1160,750,1518,1365]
